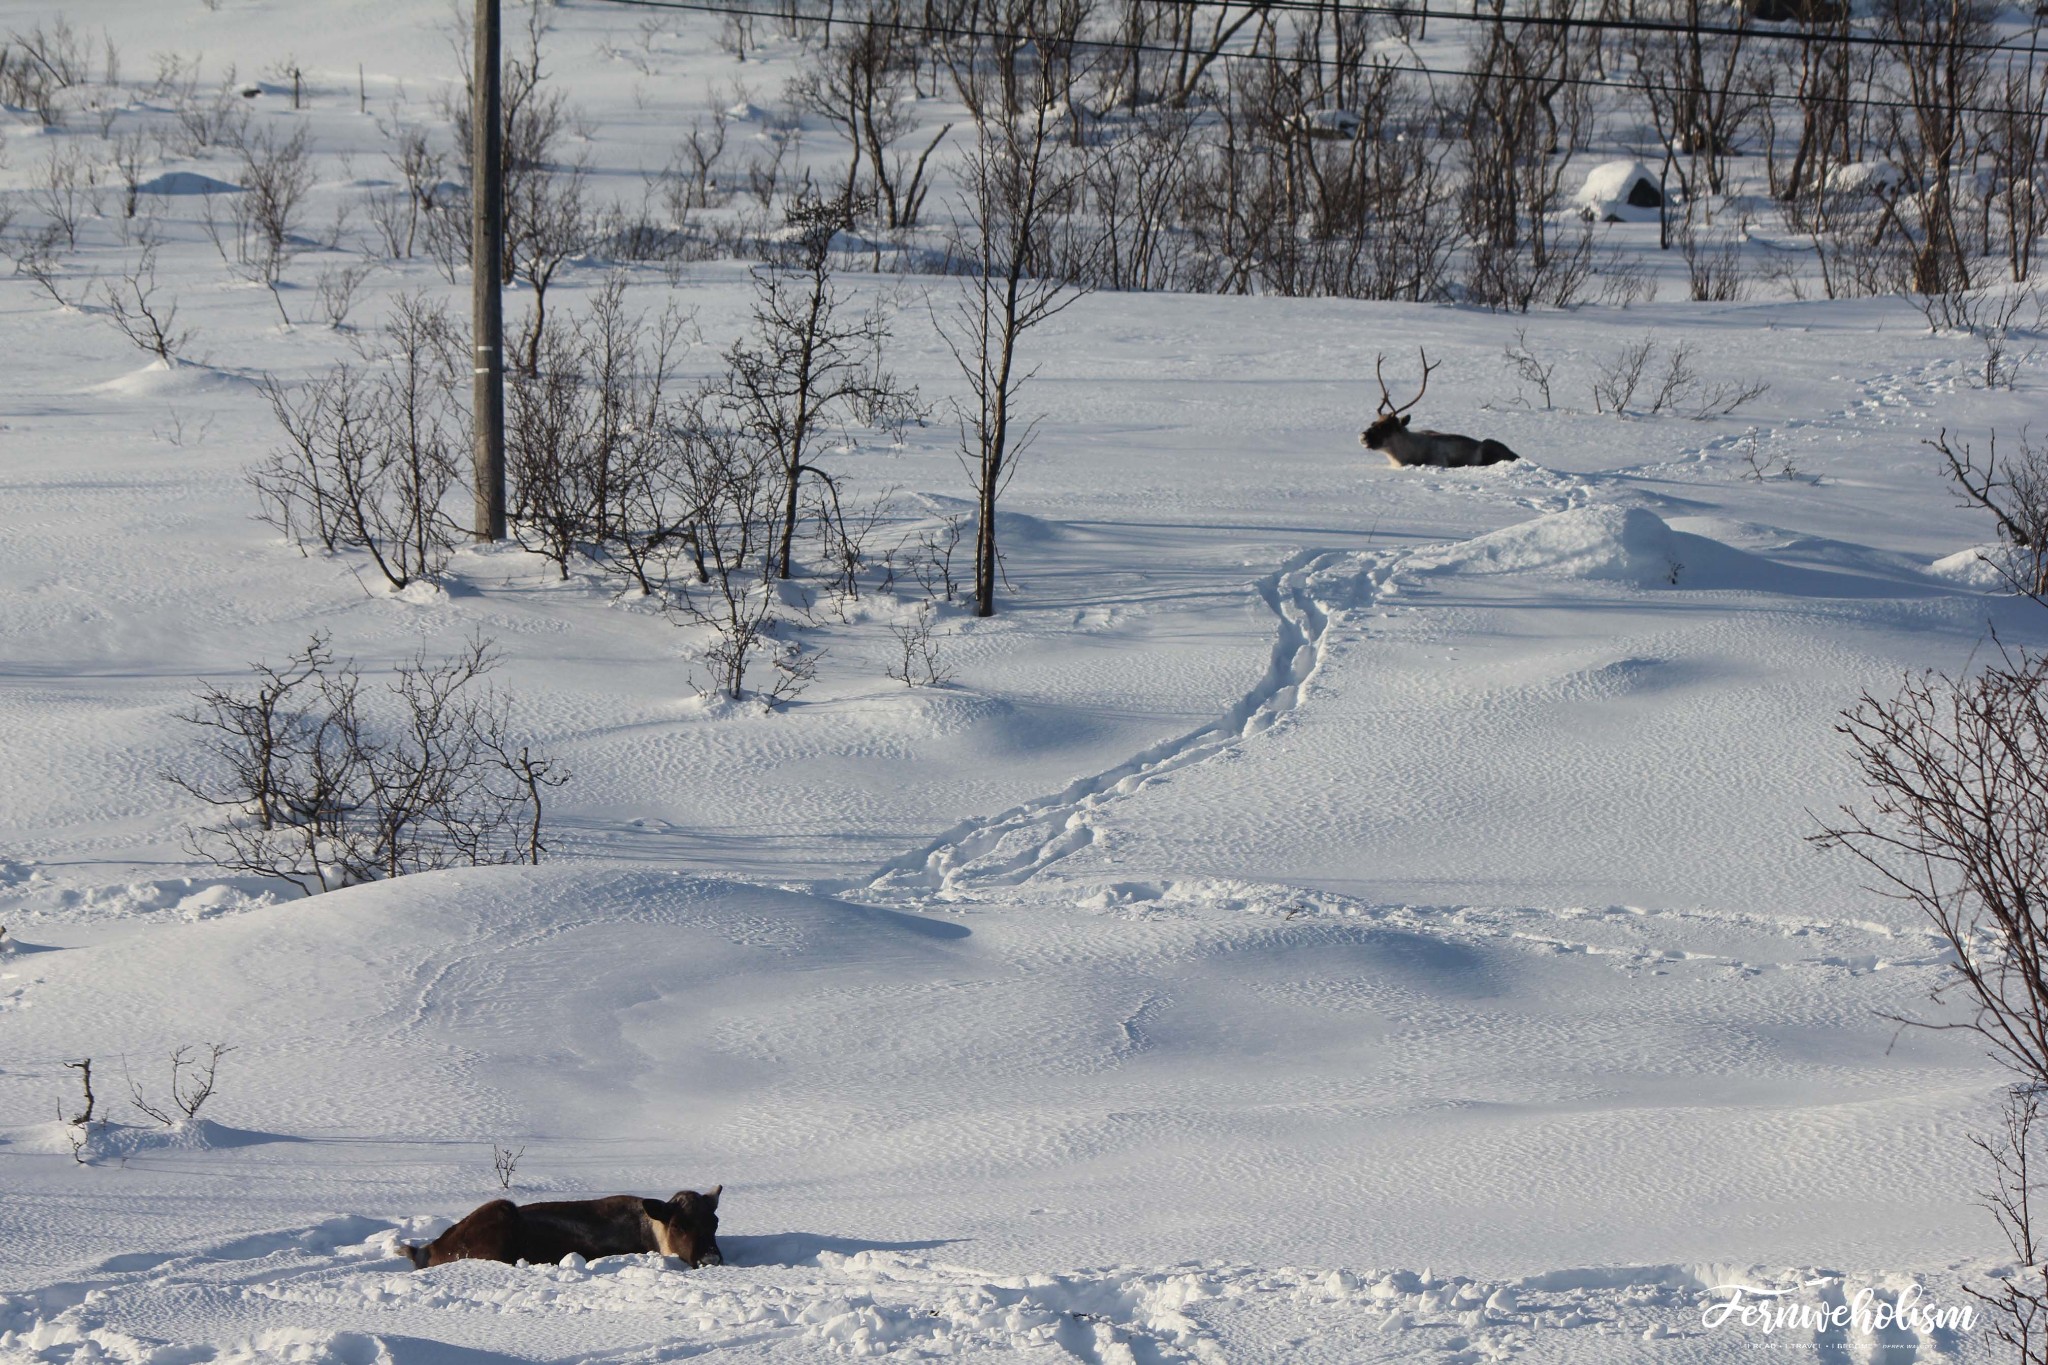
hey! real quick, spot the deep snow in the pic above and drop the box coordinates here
[0,0,2038,1360]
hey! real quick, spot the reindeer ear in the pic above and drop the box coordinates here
[1400,415,1411,427]
[705,1185,721,1208]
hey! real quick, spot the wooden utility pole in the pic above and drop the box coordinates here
[472,0,506,542]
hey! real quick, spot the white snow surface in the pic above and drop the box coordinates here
[0,1,2038,1360]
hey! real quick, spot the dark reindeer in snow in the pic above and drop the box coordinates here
[1361,350,1521,469]
[404,1187,723,1269]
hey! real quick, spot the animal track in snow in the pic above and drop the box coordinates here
[860,550,1345,902]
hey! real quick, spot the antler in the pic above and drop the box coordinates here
[1373,348,1439,418]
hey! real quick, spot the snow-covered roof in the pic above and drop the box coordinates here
[1573,158,1665,222]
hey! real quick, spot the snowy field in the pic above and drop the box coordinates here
[0,0,2040,1360]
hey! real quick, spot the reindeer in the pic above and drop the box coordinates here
[1361,350,1521,469]
[403,1188,724,1270]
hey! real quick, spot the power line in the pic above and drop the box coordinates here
[593,0,2048,58]
[585,0,2048,124]
[1150,0,2043,57]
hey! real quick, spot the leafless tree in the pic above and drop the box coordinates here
[1873,0,1993,299]
[793,1,953,230]
[509,161,591,378]
[371,124,453,260]
[715,193,917,581]
[1976,48,2048,284]
[1973,1084,2048,1365]
[1628,0,1765,206]
[939,89,1092,617]
[446,3,575,274]
[1455,0,1594,311]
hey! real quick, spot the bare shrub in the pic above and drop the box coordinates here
[1736,429,1801,482]
[506,274,695,584]
[251,295,468,590]
[64,1058,95,1126]
[170,73,249,156]
[228,124,315,284]
[1814,647,2048,1358]
[492,1143,525,1190]
[906,513,964,603]
[1502,328,1557,411]
[60,1057,96,1163]
[314,262,374,329]
[14,222,77,309]
[713,192,916,581]
[126,1043,234,1126]
[32,142,102,249]
[102,244,194,364]
[4,18,88,127]
[1593,336,1768,418]
[886,602,953,687]
[1591,335,1656,415]
[165,634,566,895]
[1930,427,2048,600]
[1675,214,1750,302]
[669,420,816,706]
[110,129,150,220]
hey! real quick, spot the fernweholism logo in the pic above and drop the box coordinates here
[1701,1281,1974,1338]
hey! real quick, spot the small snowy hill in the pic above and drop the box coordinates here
[0,866,1997,1360]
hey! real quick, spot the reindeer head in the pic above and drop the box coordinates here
[657,1186,723,1268]
[1360,348,1439,450]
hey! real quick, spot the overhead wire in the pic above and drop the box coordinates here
[582,0,2048,127]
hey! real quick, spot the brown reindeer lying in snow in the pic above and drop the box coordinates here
[1361,349,1521,469]
[404,1187,723,1269]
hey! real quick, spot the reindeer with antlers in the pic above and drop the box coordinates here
[1361,349,1521,469]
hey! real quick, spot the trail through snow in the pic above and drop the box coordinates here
[860,550,1347,902]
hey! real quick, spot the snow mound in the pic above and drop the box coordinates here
[1928,543,2016,590]
[26,1117,298,1163]
[86,362,251,399]
[1825,161,1903,197]
[1408,506,1695,585]
[1574,159,1666,223]
[134,171,243,197]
